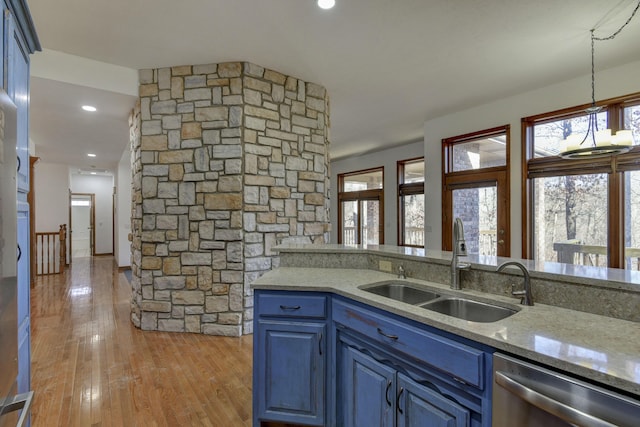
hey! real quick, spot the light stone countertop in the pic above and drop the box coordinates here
[252,266,640,397]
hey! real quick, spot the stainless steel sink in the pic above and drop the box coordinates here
[421,298,517,323]
[361,281,440,305]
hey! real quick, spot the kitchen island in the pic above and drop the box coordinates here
[251,244,640,426]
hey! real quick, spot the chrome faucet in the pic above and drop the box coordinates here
[397,265,406,279]
[496,261,534,306]
[451,218,470,289]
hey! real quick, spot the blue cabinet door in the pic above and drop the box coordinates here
[7,9,30,193]
[16,207,30,395]
[341,345,395,427]
[256,320,326,426]
[397,373,470,427]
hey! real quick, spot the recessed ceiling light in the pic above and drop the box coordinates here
[82,105,97,112]
[317,0,335,9]
[90,172,97,175]
[87,153,96,157]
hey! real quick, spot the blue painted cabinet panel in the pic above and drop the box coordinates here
[16,208,29,395]
[7,10,30,192]
[5,3,36,423]
[339,345,471,427]
[256,319,326,426]
[397,373,470,427]
[333,297,492,427]
[341,345,395,427]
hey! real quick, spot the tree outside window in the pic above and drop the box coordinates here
[523,93,640,269]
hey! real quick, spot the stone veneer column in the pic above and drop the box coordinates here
[129,62,330,336]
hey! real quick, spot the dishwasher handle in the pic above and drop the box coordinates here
[494,371,616,427]
[2,391,34,427]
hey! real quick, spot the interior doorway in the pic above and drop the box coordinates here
[70,193,95,259]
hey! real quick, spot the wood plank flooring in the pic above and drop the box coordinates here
[30,256,253,426]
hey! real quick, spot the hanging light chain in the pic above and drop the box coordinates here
[592,0,640,41]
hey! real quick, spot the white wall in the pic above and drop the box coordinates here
[71,174,114,255]
[330,140,424,244]
[330,59,640,256]
[34,162,69,233]
[115,148,132,268]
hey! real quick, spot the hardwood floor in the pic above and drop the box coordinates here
[30,256,253,426]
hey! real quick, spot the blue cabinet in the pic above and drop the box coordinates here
[341,346,395,427]
[339,345,471,427]
[7,4,33,403]
[333,297,492,427]
[16,207,30,394]
[253,291,328,426]
[0,2,39,425]
[397,373,470,427]
[253,291,493,427]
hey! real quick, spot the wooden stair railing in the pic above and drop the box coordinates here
[35,224,67,275]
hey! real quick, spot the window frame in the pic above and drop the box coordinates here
[442,125,511,256]
[337,167,385,245]
[521,91,640,269]
[397,157,425,247]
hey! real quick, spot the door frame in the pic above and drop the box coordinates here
[69,192,96,259]
[442,169,510,256]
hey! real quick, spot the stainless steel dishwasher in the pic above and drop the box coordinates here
[493,353,640,427]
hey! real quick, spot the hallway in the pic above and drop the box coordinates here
[30,257,253,426]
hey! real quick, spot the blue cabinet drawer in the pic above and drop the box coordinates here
[257,292,327,318]
[333,298,485,389]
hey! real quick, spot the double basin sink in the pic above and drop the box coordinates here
[360,281,518,323]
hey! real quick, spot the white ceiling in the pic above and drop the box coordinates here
[26,0,640,172]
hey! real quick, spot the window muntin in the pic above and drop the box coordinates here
[523,93,640,269]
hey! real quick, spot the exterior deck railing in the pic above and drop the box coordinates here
[553,239,640,270]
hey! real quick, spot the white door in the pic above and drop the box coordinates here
[71,194,93,258]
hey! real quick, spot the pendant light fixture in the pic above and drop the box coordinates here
[560,2,640,159]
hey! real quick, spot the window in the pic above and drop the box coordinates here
[522,92,640,269]
[338,168,384,245]
[442,126,510,256]
[398,158,424,247]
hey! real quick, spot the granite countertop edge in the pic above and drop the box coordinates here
[273,243,640,292]
[252,266,640,397]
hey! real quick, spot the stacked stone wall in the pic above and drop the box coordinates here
[130,100,143,327]
[130,62,330,336]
